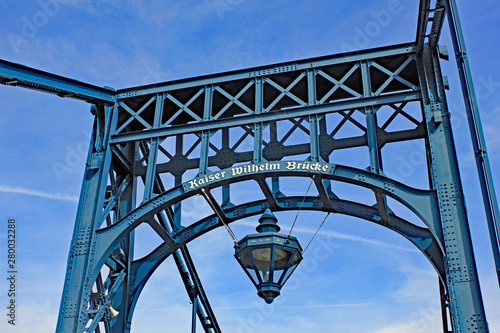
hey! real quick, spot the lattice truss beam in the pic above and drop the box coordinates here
[108,44,423,232]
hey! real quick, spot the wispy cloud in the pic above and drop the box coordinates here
[0,185,79,202]
[299,226,419,253]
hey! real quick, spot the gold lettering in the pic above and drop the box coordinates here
[269,163,280,170]
[232,167,243,176]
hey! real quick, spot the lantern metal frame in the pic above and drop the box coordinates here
[234,209,303,303]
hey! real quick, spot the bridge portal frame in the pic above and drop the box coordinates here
[0,1,498,332]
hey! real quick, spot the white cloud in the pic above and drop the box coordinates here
[389,266,439,302]
[0,185,79,202]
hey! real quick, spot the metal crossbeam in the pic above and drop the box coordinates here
[111,91,421,144]
[0,59,115,104]
[117,44,414,98]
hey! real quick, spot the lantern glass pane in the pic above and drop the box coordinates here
[245,267,260,285]
[236,250,260,284]
[236,249,254,269]
[280,253,300,284]
[252,248,272,282]
[272,248,292,283]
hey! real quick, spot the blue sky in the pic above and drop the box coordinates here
[0,0,499,332]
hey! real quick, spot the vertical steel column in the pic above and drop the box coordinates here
[253,77,264,163]
[221,128,231,208]
[444,0,500,286]
[365,106,381,173]
[361,60,382,174]
[56,104,117,333]
[119,141,138,333]
[143,93,164,202]
[307,69,320,162]
[253,122,263,162]
[418,45,488,332]
[270,121,282,197]
[199,86,213,176]
[361,60,389,220]
[173,135,183,230]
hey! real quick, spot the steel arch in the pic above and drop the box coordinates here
[85,163,445,329]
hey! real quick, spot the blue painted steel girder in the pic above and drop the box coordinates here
[83,162,446,330]
[0,59,116,104]
[111,43,420,148]
[417,45,488,332]
[93,162,442,283]
[110,90,422,145]
[116,43,415,100]
[56,105,117,333]
[444,0,500,287]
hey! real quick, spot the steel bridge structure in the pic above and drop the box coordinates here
[1,0,499,332]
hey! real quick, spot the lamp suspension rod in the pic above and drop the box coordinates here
[288,175,316,237]
[302,212,330,254]
[200,188,238,243]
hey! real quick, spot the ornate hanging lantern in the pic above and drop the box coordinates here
[234,209,303,303]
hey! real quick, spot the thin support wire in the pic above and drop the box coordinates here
[200,188,238,243]
[302,212,331,254]
[288,175,316,238]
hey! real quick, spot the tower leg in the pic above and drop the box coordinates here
[418,46,488,332]
[56,105,115,333]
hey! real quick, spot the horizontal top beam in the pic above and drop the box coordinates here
[0,43,416,106]
[0,59,116,104]
[117,43,415,99]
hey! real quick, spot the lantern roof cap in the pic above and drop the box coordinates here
[256,209,280,233]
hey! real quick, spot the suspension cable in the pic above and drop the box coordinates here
[302,212,331,254]
[200,188,238,243]
[287,175,316,238]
